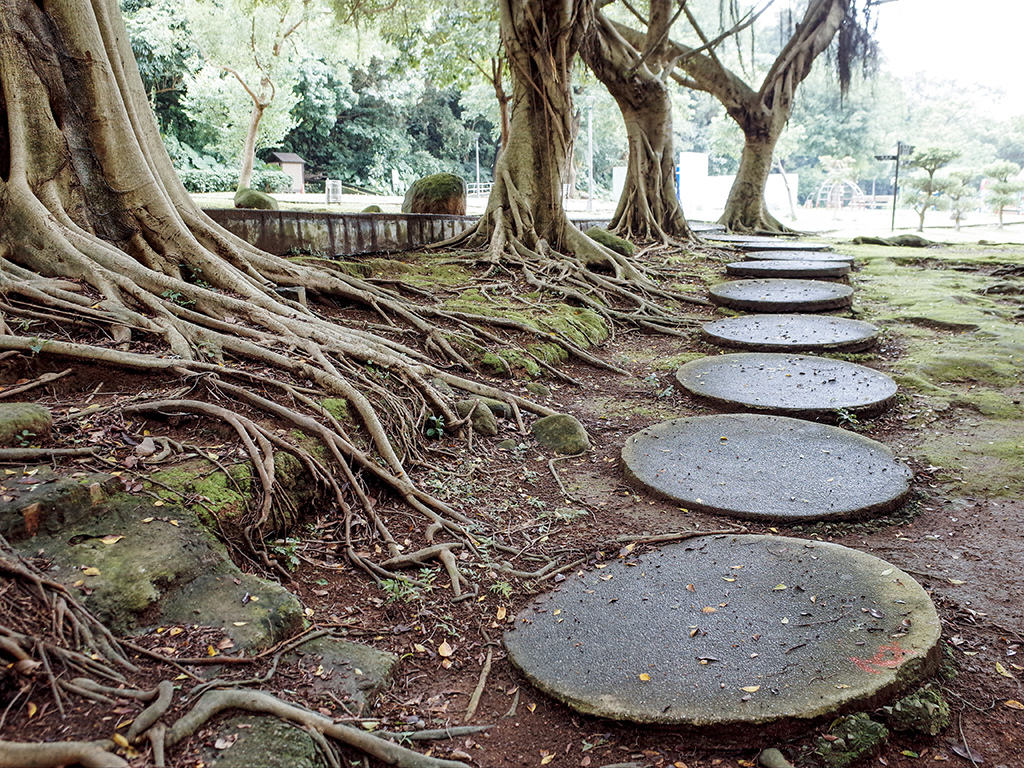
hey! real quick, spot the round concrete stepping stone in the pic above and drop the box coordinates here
[726,260,850,279]
[702,315,879,353]
[709,279,853,312]
[504,534,941,728]
[705,235,829,251]
[690,221,727,233]
[674,353,897,417]
[620,414,912,521]
[742,250,854,263]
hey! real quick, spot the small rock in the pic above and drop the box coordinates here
[525,382,552,398]
[496,439,519,451]
[532,414,591,455]
[477,396,512,419]
[455,399,498,436]
[813,713,889,768]
[759,747,794,768]
[882,683,950,736]
[429,378,456,399]
[135,437,157,457]
[0,403,52,447]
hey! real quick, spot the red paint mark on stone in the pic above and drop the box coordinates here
[850,642,911,674]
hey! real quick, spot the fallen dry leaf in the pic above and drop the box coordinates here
[496,606,507,620]
[740,686,760,693]
[1003,700,1023,710]
[638,673,651,681]
[82,567,101,576]
[438,640,454,658]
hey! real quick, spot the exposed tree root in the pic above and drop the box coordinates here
[164,689,472,768]
[0,540,483,768]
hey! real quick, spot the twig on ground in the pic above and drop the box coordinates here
[464,648,493,722]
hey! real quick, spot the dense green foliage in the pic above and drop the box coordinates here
[122,0,1024,206]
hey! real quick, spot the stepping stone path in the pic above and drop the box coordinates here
[674,353,898,417]
[726,260,850,279]
[702,314,879,353]
[504,535,941,729]
[507,234,937,736]
[620,414,912,521]
[742,249,855,263]
[689,220,727,233]
[709,278,853,312]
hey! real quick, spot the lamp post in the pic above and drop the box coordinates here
[875,141,915,231]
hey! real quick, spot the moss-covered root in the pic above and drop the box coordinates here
[166,689,471,768]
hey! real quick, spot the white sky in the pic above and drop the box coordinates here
[872,0,1024,116]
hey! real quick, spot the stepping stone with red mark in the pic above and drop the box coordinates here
[504,535,940,733]
[702,314,879,353]
[709,279,853,312]
[620,414,912,521]
[674,353,897,418]
[726,260,850,279]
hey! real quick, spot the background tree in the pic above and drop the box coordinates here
[904,147,960,231]
[944,170,978,231]
[581,0,693,241]
[982,160,1024,229]
[662,0,876,232]
[183,0,313,190]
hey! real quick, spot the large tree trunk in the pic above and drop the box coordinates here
[0,0,555,545]
[460,0,643,275]
[719,113,789,232]
[658,0,849,232]
[583,11,692,242]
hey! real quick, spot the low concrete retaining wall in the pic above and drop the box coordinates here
[204,209,611,256]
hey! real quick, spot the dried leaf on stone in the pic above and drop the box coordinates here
[82,567,101,576]
[638,673,651,681]
[100,535,123,545]
[740,686,760,693]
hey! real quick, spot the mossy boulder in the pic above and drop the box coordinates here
[532,414,591,455]
[361,204,383,213]
[526,382,552,398]
[234,187,279,210]
[203,714,326,768]
[813,713,889,768]
[3,479,302,649]
[882,684,950,735]
[586,227,636,257]
[456,399,499,436]
[0,403,52,446]
[851,234,933,248]
[402,173,466,215]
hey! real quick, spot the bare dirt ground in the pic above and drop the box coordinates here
[2,237,1023,768]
